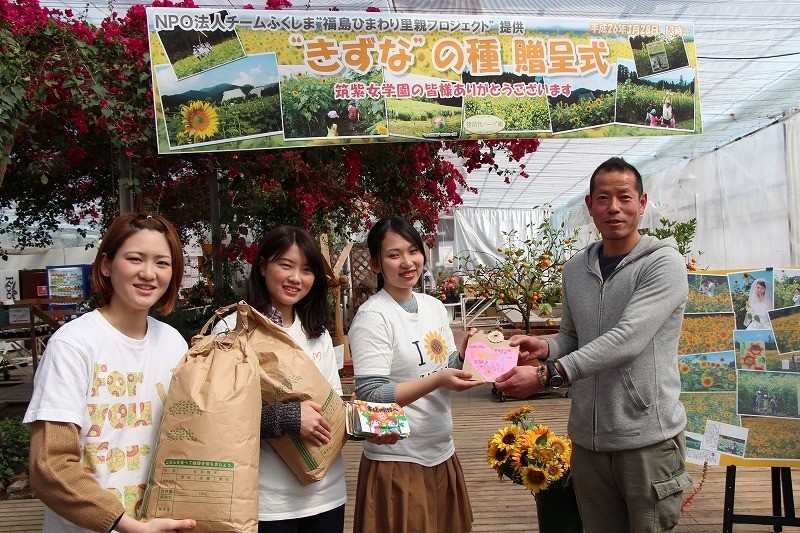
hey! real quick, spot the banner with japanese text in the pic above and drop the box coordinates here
[146,8,701,154]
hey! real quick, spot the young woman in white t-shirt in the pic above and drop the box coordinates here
[212,226,362,533]
[25,213,196,533]
[349,216,481,533]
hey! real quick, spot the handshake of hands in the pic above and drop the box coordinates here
[494,335,552,399]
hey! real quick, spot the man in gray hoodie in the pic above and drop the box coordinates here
[495,157,693,533]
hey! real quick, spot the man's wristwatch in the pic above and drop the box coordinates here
[546,361,566,389]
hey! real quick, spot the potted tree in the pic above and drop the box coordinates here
[455,207,579,334]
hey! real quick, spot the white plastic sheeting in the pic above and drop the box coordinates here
[452,207,546,267]
[550,112,800,269]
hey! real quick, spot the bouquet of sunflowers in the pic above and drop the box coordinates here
[486,405,572,494]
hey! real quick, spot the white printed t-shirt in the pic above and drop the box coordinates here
[213,313,346,521]
[24,309,187,533]
[349,290,456,467]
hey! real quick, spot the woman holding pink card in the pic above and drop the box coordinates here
[349,216,481,533]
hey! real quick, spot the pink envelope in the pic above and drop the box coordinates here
[463,340,518,382]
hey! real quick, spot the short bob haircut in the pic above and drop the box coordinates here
[366,216,427,291]
[246,226,329,339]
[91,213,184,315]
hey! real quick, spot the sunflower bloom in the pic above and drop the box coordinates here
[679,362,691,374]
[539,447,556,463]
[511,445,532,469]
[375,123,388,135]
[181,101,219,141]
[491,425,520,451]
[526,445,545,463]
[503,406,534,423]
[701,375,714,388]
[549,435,571,456]
[544,460,565,481]
[521,466,549,492]
[486,442,510,467]
[487,404,572,495]
[528,424,551,443]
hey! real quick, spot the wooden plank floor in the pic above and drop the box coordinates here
[3,386,799,531]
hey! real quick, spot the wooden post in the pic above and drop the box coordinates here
[208,170,223,292]
[319,235,353,365]
[117,152,134,214]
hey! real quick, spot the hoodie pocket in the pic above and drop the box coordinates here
[597,369,651,436]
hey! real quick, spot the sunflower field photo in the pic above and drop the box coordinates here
[155,54,284,150]
[678,351,736,392]
[680,392,739,434]
[678,313,735,355]
[741,416,800,459]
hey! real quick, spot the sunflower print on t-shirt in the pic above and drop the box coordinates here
[424,331,448,363]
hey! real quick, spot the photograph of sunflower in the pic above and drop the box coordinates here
[678,350,736,392]
[154,54,284,151]
[486,405,572,494]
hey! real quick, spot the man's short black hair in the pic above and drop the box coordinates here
[589,157,644,196]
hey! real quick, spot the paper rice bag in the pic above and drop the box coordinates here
[142,305,261,532]
[240,303,348,485]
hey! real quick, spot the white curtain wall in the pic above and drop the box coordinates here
[453,207,546,267]
[448,112,799,271]
[550,112,799,270]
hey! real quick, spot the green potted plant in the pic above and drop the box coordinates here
[455,207,578,334]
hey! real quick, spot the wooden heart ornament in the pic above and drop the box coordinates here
[462,332,519,382]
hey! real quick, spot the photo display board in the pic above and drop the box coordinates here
[146,8,701,154]
[681,268,800,466]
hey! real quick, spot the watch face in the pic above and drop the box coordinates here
[547,362,564,388]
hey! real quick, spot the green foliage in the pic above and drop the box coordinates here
[616,81,694,126]
[737,371,800,418]
[463,94,550,131]
[455,207,578,334]
[550,93,615,132]
[630,35,690,77]
[640,217,701,267]
[0,417,31,487]
[281,69,384,138]
[774,273,800,308]
[0,28,27,166]
[171,38,245,79]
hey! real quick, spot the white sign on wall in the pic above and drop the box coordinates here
[1,269,20,300]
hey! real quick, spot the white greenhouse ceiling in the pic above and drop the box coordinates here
[38,0,800,208]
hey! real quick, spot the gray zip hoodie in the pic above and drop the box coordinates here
[547,235,688,452]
